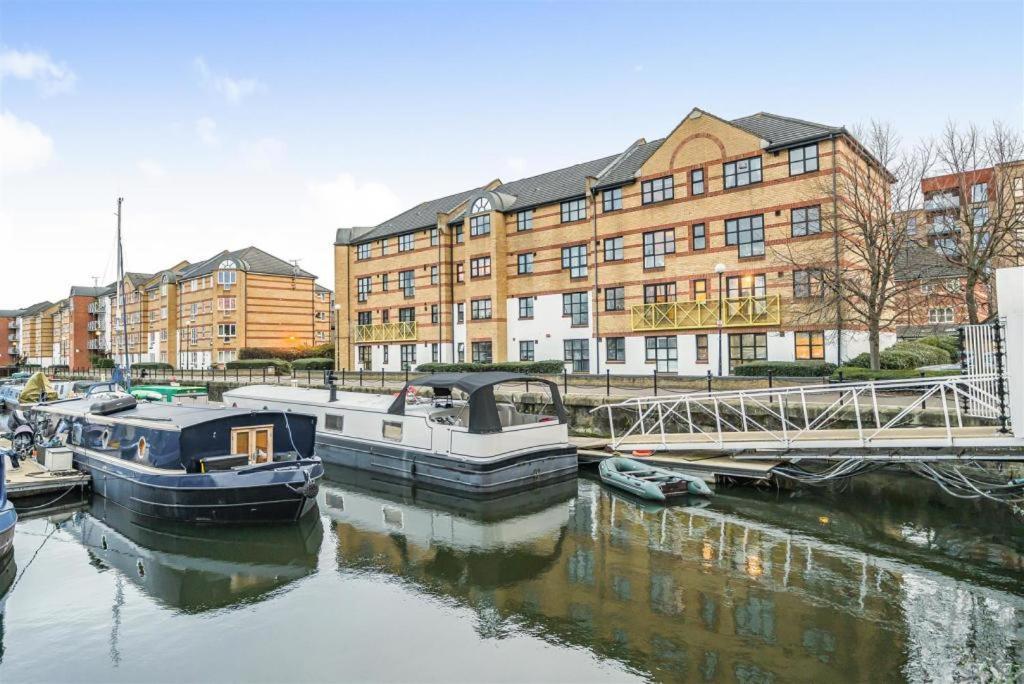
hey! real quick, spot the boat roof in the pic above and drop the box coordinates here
[36,397,272,429]
[403,371,550,394]
[224,384,395,411]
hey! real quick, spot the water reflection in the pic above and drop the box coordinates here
[64,497,323,613]
[322,469,1023,681]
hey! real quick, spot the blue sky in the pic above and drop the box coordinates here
[2,0,1022,303]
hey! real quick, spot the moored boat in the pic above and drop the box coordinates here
[31,395,323,524]
[599,456,714,501]
[0,447,16,560]
[224,372,577,496]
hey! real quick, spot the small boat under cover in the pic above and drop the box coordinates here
[599,456,714,501]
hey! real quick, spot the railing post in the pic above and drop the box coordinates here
[341,368,346,386]
[767,369,774,404]
[405,367,409,384]
[958,325,970,414]
[359,369,364,386]
[993,317,1009,433]
[706,369,711,394]
[262,367,266,383]
[653,368,658,396]
[563,368,568,396]
[606,368,610,397]
[920,370,927,410]
[381,368,385,387]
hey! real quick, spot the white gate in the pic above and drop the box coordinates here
[961,319,1006,419]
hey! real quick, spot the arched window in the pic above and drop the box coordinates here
[217,259,238,287]
[471,197,491,214]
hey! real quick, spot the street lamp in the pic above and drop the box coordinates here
[714,263,727,376]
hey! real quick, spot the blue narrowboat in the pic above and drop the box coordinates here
[0,446,15,560]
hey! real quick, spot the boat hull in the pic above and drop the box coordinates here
[0,502,15,557]
[72,449,324,525]
[315,432,577,496]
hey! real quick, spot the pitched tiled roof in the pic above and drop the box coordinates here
[894,244,968,281]
[70,285,110,297]
[0,309,25,318]
[731,112,843,149]
[497,153,620,211]
[352,187,484,244]
[19,301,53,316]
[592,138,666,190]
[125,272,155,288]
[314,283,333,294]
[181,246,315,280]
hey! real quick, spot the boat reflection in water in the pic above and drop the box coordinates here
[322,468,1024,682]
[64,497,323,613]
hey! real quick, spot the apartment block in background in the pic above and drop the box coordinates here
[1,308,24,367]
[335,108,891,374]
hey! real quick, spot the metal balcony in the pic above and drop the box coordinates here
[7,321,16,329]
[354,321,417,343]
[924,194,959,211]
[630,295,781,332]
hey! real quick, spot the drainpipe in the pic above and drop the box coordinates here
[588,177,600,375]
[831,133,843,365]
[437,221,443,361]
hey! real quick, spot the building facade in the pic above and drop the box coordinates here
[335,108,891,374]
[1,309,23,367]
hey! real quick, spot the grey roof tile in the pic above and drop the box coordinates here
[181,246,315,280]
[354,187,483,243]
[730,112,843,149]
[593,138,666,190]
[497,153,619,211]
[0,309,25,318]
[70,285,111,297]
[18,301,54,316]
[894,244,968,280]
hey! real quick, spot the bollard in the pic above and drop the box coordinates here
[359,369,364,386]
[653,368,658,396]
[767,369,774,403]
[262,367,267,383]
[606,368,611,397]
[341,368,346,386]
[405,368,409,384]
[563,368,568,395]
[920,370,927,409]
[838,369,844,383]
[381,368,385,387]
[706,369,712,394]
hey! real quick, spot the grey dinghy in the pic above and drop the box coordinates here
[599,457,713,501]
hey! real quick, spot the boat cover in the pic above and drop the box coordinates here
[18,372,56,404]
[387,372,568,434]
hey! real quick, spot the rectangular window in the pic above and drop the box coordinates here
[643,229,675,269]
[380,238,388,256]
[695,334,709,363]
[400,344,416,370]
[795,331,825,360]
[471,341,493,364]
[455,224,464,243]
[456,302,465,324]
[602,187,623,212]
[690,168,704,195]
[971,182,988,203]
[381,309,390,323]
[973,206,989,227]
[562,292,589,326]
[516,210,533,231]
[398,307,415,322]
[517,253,534,275]
[692,279,707,302]
[793,269,822,298]
[457,342,465,363]
[217,323,236,338]
[729,333,768,366]
[788,144,818,176]
[398,233,414,252]
[357,243,371,260]
[218,297,236,311]
[431,343,439,363]
[791,206,821,236]
[470,298,492,320]
[399,270,415,298]
[563,339,589,373]
[325,414,344,432]
[691,223,706,251]
[561,244,588,278]
[430,304,439,324]
[604,286,624,311]
[456,263,465,283]
[470,214,491,237]
[357,277,371,303]
[641,176,674,204]
[560,198,586,223]
[644,282,676,304]
[606,337,625,363]
[470,256,491,278]
[381,273,389,291]
[429,228,439,246]
[725,215,765,257]
[357,311,372,326]
[929,307,955,324]
[645,336,677,372]
[217,270,237,286]
[519,340,535,362]
[430,265,439,284]
[724,156,762,188]
[727,274,767,298]
[518,297,534,319]
[604,236,623,261]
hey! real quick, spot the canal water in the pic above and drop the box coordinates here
[0,467,1021,682]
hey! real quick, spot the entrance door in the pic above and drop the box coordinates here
[231,425,274,464]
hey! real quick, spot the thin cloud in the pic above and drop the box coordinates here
[137,159,165,178]
[0,48,76,95]
[0,111,54,174]
[193,56,265,104]
[239,137,286,171]
[195,116,219,146]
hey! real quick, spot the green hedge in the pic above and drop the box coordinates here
[133,362,173,370]
[732,361,837,377]
[832,367,959,381]
[415,360,566,374]
[847,341,952,370]
[91,357,115,369]
[226,358,292,373]
[917,335,960,357]
[239,344,334,362]
[292,357,334,371]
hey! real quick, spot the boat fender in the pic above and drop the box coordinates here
[632,450,654,457]
[287,468,319,499]
[90,396,138,415]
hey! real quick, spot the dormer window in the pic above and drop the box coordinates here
[471,197,492,214]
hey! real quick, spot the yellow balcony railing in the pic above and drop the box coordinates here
[354,321,417,343]
[630,295,781,332]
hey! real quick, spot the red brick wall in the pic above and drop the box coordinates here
[0,316,15,366]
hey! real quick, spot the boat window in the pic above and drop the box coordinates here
[231,425,274,464]
[382,421,403,442]
[324,414,344,432]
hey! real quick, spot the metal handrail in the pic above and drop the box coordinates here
[630,295,781,332]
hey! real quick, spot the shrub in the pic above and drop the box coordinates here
[844,341,951,370]
[413,360,566,374]
[292,357,334,371]
[239,344,334,362]
[917,335,960,357]
[732,361,837,377]
[91,357,115,369]
[132,362,173,370]
[226,358,291,374]
[832,367,958,381]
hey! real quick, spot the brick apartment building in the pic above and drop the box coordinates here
[335,108,892,374]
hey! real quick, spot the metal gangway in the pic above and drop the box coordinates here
[596,267,1024,462]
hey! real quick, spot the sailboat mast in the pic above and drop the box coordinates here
[116,197,130,370]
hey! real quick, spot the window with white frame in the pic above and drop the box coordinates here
[217,269,237,286]
[641,176,674,204]
[971,182,988,203]
[471,197,491,214]
[724,156,762,188]
[218,323,236,339]
[218,297,236,311]
[929,307,955,324]
[788,144,818,175]
[643,229,675,269]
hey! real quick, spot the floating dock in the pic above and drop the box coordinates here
[1,439,91,503]
[570,436,780,482]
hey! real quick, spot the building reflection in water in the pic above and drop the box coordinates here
[321,470,1024,682]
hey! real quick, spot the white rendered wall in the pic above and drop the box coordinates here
[995,267,1023,436]
[507,293,595,371]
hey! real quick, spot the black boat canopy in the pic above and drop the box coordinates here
[386,372,568,434]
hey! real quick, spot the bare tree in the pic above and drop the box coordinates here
[926,122,1024,323]
[773,122,932,369]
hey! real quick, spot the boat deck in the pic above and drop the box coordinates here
[2,439,92,502]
